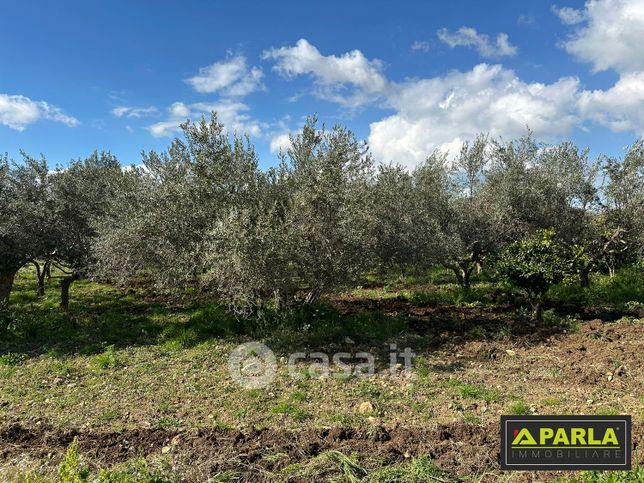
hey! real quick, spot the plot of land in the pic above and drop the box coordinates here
[0,269,642,481]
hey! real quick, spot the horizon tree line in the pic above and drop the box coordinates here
[1,113,642,315]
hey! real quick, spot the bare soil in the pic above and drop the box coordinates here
[1,289,642,481]
[2,421,641,481]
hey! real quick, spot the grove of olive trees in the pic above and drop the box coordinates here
[2,112,643,318]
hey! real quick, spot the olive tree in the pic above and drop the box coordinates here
[48,151,123,309]
[485,135,600,242]
[371,163,444,282]
[603,140,644,265]
[439,136,505,289]
[285,118,375,303]
[94,114,261,290]
[0,153,53,304]
[203,161,297,313]
[182,116,376,312]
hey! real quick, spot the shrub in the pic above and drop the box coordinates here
[496,229,573,320]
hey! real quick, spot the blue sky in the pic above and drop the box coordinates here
[2,0,643,169]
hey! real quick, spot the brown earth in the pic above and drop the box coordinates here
[1,421,641,482]
[1,292,642,481]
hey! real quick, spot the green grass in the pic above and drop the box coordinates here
[2,437,174,482]
[508,400,531,415]
[555,462,644,482]
[1,264,642,481]
[443,379,501,403]
[549,267,644,307]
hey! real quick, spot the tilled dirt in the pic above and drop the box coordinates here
[1,294,642,481]
[1,421,642,481]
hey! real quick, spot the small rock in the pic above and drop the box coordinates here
[161,446,171,454]
[505,349,517,357]
[358,401,374,414]
[344,337,355,345]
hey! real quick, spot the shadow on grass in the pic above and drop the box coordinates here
[0,269,242,359]
[1,266,601,362]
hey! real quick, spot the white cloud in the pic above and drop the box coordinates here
[578,71,644,134]
[111,106,158,118]
[262,38,644,168]
[269,133,291,154]
[185,55,265,97]
[437,27,518,58]
[369,64,580,167]
[562,0,644,73]
[0,94,78,131]
[262,38,390,107]
[411,40,431,53]
[147,100,264,138]
[552,5,585,25]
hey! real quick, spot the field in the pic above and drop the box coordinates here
[0,267,642,482]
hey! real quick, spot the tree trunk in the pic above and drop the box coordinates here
[0,269,18,305]
[304,288,321,305]
[461,267,472,290]
[475,259,482,275]
[44,260,52,280]
[451,267,464,288]
[580,266,591,288]
[60,273,80,311]
[458,261,473,290]
[447,261,473,290]
[273,289,288,312]
[530,293,545,321]
[32,261,46,297]
[398,266,407,285]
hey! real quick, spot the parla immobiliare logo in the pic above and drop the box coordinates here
[500,415,632,470]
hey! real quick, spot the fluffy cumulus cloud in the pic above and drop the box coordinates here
[147,100,264,138]
[111,106,158,118]
[437,27,518,58]
[185,55,265,97]
[269,133,291,154]
[561,0,644,73]
[0,94,78,131]
[261,37,644,167]
[263,39,390,107]
[578,71,644,134]
[369,64,580,167]
[140,55,266,138]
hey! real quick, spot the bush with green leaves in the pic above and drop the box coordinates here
[496,229,574,320]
